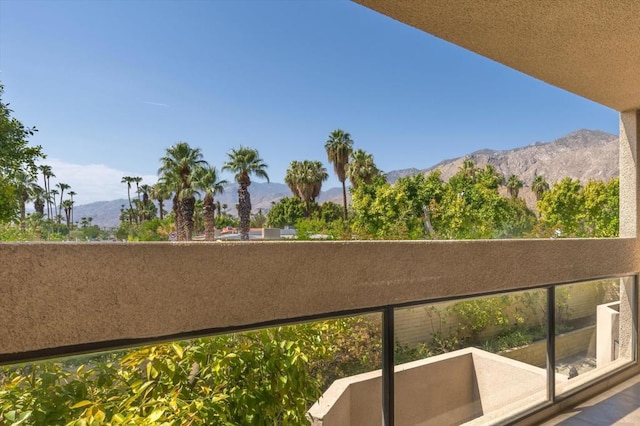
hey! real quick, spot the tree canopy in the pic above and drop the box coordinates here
[0,83,44,223]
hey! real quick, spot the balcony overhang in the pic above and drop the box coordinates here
[354,0,640,112]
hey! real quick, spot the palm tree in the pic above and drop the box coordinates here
[285,160,328,217]
[68,191,77,226]
[476,164,503,189]
[532,175,550,201]
[62,199,73,230]
[222,146,269,240]
[150,182,170,220]
[193,165,227,240]
[13,171,40,230]
[158,142,208,241]
[39,165,55,220]
[56,183,70,223]
[346,149,380,189]
[138,184,152,221]
[32,185,45,216]
[506,174,524,199]
[50,188,59,219]
[460,158,477,181]
[132,176,143,202]
[325,129,353,220]
[121,176,135,224]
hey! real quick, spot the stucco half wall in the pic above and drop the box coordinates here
[0,239,637,361]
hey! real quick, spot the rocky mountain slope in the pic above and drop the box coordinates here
[388,129,618,209]
[75,129,618,228]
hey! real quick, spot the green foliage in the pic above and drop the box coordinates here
[267,197,306,228]
[118,217,174,241]
[0,83,44,223]
[351,173,439,239]
[250,209,268,228]
[0,177,18,223]
[315,201,343,224]
[350,163,538,240]
[537,177,584,236]
[0,317,382,425]
[581,178,619,237]
[450,296,512,341]
[536,177,618,237]
[295,218,336,240]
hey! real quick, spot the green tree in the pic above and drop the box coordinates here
[150,182,170,220]
[351,173,443,239]
[267,197,307,228]
[437,163,529,239]
[68,191,77,226]
[346,148,382,189]
[120,176,136,225]
[55,183,70,224]
[0,83,44,223]
[475,164,503,190]
[531,175,550,201]
[39,164,55,220]
[12,170,41,230]
[222,146,269,240]
[284,160,328,217]
[158,142,208,241]
[193,165,227,240]
[537,177,584,237]
[317,201,343,224]
[62,199,73,229]
[581,178,619,237]
[506,174,524,199]
[325,129,354,221]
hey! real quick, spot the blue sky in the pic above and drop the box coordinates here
[0,0,618,205]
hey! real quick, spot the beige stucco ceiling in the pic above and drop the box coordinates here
[354,0,640,112]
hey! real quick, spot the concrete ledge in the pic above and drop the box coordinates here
[0,239,637,361]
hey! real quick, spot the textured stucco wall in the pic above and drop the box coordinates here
[0,239,637,361]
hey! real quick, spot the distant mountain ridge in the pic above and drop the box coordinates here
[74,129,618,228]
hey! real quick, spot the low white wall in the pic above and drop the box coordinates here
[307,348,547,425]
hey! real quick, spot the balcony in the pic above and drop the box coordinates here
[2,1,640,424]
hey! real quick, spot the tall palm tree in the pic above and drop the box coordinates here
[346,149,380,189]
[121,176,135,224]
[325,129,353,220]
[222,146,269,240]
[49,188,59,219]
[506,174,524,199]
[193,165,227,240]
[132,176,143,202]
[532,175,550,201]
[68,191,77,226]
[39,165,55,220]
[158,142,208,241]
[62,199,73,230]
[56,183,70,223]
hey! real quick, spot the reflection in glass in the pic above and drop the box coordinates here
[555,277,636,396]
[393,290,548,425]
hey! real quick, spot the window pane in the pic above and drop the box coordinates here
[555,277,636,396]
[393,290,548,425]
[1,315,383,425]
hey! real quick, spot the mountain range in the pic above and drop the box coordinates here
[74,129,618,229]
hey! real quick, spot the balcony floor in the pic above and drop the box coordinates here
[542,374,640,425]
